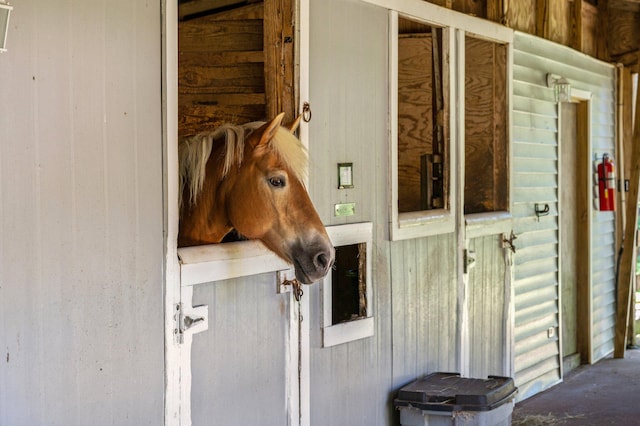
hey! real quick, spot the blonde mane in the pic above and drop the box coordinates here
[179,121,308,210]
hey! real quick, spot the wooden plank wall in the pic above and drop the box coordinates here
[434,0,640,70]
[178,0,294,138]
[504,0,536,34]
[397,34,434,213]
[178,3,266,137]
[609,2,640,71]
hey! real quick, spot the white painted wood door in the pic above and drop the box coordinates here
[560,101,580,373]
[180,273,305,426]
[465,232,514,378]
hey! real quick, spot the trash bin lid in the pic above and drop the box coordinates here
[394,372,518,412]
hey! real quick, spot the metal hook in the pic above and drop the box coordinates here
[534,203,550,221]
[302,102,312,123]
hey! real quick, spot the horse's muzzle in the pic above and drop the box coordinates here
[292,238,335,284]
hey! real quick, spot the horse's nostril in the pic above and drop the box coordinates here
[315,252,329,270]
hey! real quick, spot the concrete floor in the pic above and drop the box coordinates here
[512,348,640,425]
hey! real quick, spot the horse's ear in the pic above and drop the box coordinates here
[256,112,286,147]
[285,115,302,133]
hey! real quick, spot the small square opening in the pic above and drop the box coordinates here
[331,243,367,324]
[321,223,374,347]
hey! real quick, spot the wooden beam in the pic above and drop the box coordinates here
[614,58,640,358]
[610,0,640,12]
[616,65,627,280]
[536,0,549,38]
[264,0,295,122]
[486,0,505,24]
[572,0,583,51]
[597,0,609,61]
[617,66,637,347]
[612,49,640,67]
[179,0,248,20]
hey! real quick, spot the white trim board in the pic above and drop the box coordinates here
[178,241,290,286]
[362,0,513,44]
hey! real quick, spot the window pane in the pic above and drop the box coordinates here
[464,36,508,214]
[397,18,448,214]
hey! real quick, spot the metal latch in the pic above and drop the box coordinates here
[175,303,208,344]
[502,231,517,254]
[464,249,476,274]
[277,269,304,302]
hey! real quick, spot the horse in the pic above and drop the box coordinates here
[178,113,335,284]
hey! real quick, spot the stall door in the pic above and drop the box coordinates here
[560,102,581,373]
[466,232,513,378]
[189,275,292,425]
[559,98,592,373]
[462,29,513,379]
[176,246,306,426]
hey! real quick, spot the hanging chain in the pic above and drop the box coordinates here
[283,278,304,302]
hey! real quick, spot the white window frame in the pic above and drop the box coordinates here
[321,222,374,347]
[370,0,514,241]
[389,11,456,241]
[459,29,514,238]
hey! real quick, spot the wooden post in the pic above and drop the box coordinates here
[571,0,583,51]
[596,0,609,62]
[614,68,640,358]
[264,0,295,122]
[617,66,637,347]
[486,0,505,25]
[536,0,549,39]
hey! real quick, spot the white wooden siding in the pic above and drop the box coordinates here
[390,234,459,385]
[307,2,510,425]
[307,1,392,425]
[512,32,616,401]
[467,235,508,378]
[0,1,164,424]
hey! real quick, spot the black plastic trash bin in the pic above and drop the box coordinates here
[394,372,518,426]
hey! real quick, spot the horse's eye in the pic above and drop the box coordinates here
[269,176,286,188]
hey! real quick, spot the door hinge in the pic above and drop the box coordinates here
[464,249,476,274]
[174,302,208,344]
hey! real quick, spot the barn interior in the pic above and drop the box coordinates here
[176,0,640,344]
[176,0,640,419]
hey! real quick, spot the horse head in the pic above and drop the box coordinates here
[221,113,335,284]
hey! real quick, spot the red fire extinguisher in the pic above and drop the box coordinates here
[597,153,615,211]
